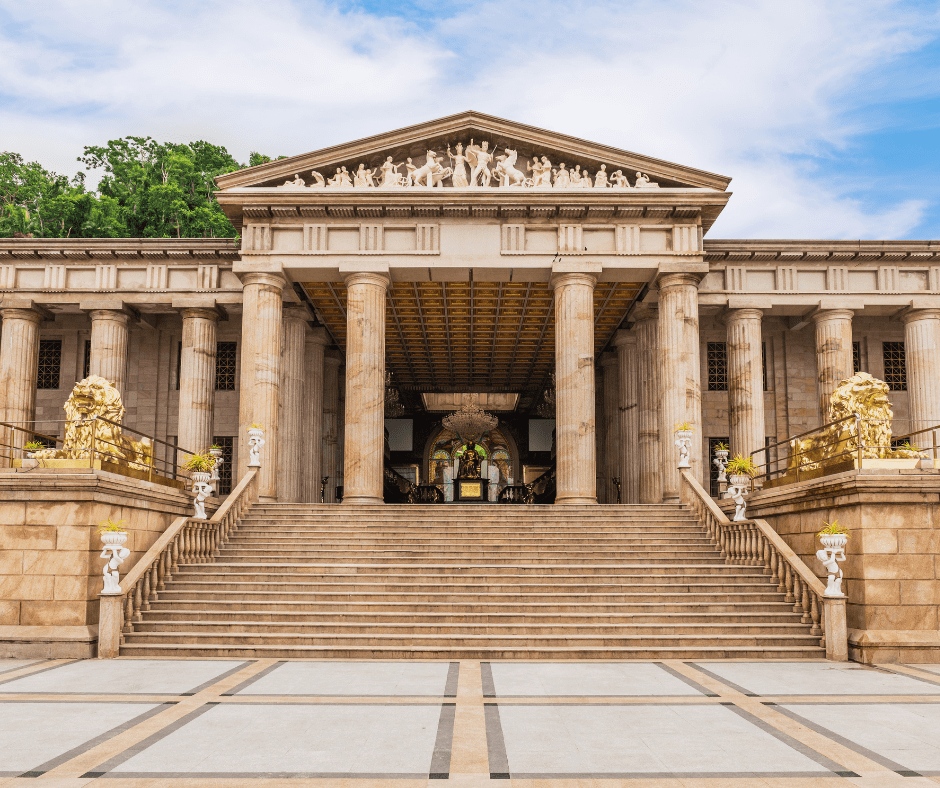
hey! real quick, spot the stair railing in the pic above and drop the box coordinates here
[97,467,260,658]
[679,469,848,661]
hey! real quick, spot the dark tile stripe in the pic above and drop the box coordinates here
[444,661,460,697]
[484,702,509,777]
[429,702,456,777]
[480,662,496,698]
[0,660,77,689]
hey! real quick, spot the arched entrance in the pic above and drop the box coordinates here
[424,426,519,501]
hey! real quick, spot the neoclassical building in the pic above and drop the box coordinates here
[3,112,938,507]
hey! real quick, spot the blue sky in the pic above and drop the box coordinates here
[1,0,939,239]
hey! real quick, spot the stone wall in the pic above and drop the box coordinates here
[0,468,195,658]
[734,470,940,664]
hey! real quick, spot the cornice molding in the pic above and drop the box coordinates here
[704,239,940,263]
[0,238,240,260]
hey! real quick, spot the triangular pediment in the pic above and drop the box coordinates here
[215,111,731,192]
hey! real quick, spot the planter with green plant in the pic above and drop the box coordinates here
[674,423,694,469]
[97,517,129,547]
[712,442,730,482]
[816,520,849,597]
[817,519,850,550]
[23,440,45,459]
[725,454,758,486]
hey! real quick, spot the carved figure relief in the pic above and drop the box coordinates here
[275,142,671,190]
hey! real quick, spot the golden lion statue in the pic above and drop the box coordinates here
[787,372,925,473]
[34,376,153,470]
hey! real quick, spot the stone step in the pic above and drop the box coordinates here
[121,631,824,648]
[225,535,714,544]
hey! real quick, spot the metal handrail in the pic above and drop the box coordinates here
[747,414,861,484]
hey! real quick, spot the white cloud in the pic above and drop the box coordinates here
[0,0,937,238]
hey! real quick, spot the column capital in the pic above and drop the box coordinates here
[812,308,854,324]
[599,351,618,368]
[306,326,331,347]
[0,304,45,324]
[550,272,597,290]
[87,308,131,326]
[902,308,940,324]
[726,307,764,323]
[343,271,390,290]
[241,271,287,290]
[656,272,704,291]
[632,305,658,324]
[179,307,221,323]
[282,304,312,324]
[612,329,636,348]
[324,349,343,367]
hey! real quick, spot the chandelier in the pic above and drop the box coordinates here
[384,372,406,417]
[536,373,556,418]
[442,394,498,441]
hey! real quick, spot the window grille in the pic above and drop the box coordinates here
[212,436,235,496]
[83,339,91,379]
[853,341,861,375]
[709,436,730,497]
[882,342,907,391]
[215,342,237,391]
[762,342,769,391]
[706,342,728,391]
[175,341,182,391]
[37,340,62,389]
[31,434,57,449]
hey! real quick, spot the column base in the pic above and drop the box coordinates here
[554,496,598,505]
[342,496,385,505]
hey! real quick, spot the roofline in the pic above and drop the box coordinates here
[214,110,733,192]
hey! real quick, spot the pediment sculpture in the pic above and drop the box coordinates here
[277,140,664,191]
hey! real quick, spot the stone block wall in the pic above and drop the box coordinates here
[0,469,194,657]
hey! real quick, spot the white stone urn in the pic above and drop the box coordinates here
[728,473,751,488]
[816,532,848,597]
[819,533,848,551]
[191,470,213,520]
[675,429,694,469]
[100,530,128,548]
[247,427,265,467]
[99,530,130,593]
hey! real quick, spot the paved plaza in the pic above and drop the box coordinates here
[1,658,940,786]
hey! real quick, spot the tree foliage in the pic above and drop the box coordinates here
[0,138,285,239]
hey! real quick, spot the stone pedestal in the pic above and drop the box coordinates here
[551,272,597,505]
[614,330,639,504]
[813,309,854,420]
[658,274,703,500]
[902,309,940,431]
[302,328,330,502]
[89,309,130,393]
[237,271,285,501]
[322,353,342,503]
[635,308,662,503]
[727,308,765,465]
[342,272,389,505]
[0,303,42,466]
[600,353,620,503]
[278,306,309,503]
[177,308,218,457]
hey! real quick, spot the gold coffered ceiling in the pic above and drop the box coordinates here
[302,280,642,409]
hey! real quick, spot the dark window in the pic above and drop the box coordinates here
[175,341,182,391]
[706,342,728,391]
[37,340,62,389]
[215,342,237,391]
[709,436,730,497]
[853,341,861,374]
[762,342,769,391]
[31,434,57,449]
[883,341,907,391]
[83,339,91,379]
[212,436,235,496]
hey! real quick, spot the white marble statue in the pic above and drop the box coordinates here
[353,163,376,188]
[554,163,570,188]
[192,476,213,520]
[635,171,659,188]
[377,156,403,188]
[443,464,454,502]
[569,165,583,187]
[447,144,470,187]
[610,169,629,188]
[409,150,451,187]
[309,170,326,187]
[728,482,748,522]
[487,461,500,501]
[494,149,527,187]
[531,156,552,187]
[328,167,353,188]
[467,140,493,187]
[100,540,130,594]
[594,164,609,188]
[403,158,417,185]
[816,537,848,597]
[280,173,306,188]
[248,428,265,468]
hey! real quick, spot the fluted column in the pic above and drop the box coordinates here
[302,328,330,502]
[322,352,342,503]
[0,303,42,466]
[903,309,940,429]
[177,308,218,457]
[600,353,619,503]
[813,309,854,420]
[658,273,704,500]
[727,308,765,465]
[551,272,597,505]
[613,330,639,504]
[342,272,389,505]
[89,310,130,393]
[237,271,285,501]
[278,305,308,503]
[635,308,662,503]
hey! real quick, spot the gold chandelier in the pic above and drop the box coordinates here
[442,394,498,441]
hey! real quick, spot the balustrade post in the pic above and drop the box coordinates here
[793,576,804,614]
[810,595,822,636]
[123,595,134,634]
[97,593,123,658]
[133,583,143,622]
[823,597,848,661]
[784,564,795,603]
[800,583,812,623]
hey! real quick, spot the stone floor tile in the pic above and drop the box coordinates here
[907,665,940,676]
[0,660,47,676]
[228,660,454,696]
[0,660,248,696]
[488,662,708,697]
[694,662,940,696]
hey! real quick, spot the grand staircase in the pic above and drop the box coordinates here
[120,503,826,659]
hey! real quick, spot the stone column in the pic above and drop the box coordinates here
[813,309,854,420]
[551,272,597,505]
[342,272,389,505]
[0,302,42,465]
[278,305,308,503]
[89,310,130,393]
[237,271,285,501]
[600,353,619,503]
[635,308,662,503]
[658,274,704,500]
[613,330,640,504]
[322,352,342,503]
[727,308,765,465]
[177,308,218,456]
[903,309,940,430]
[302,328,330,502]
